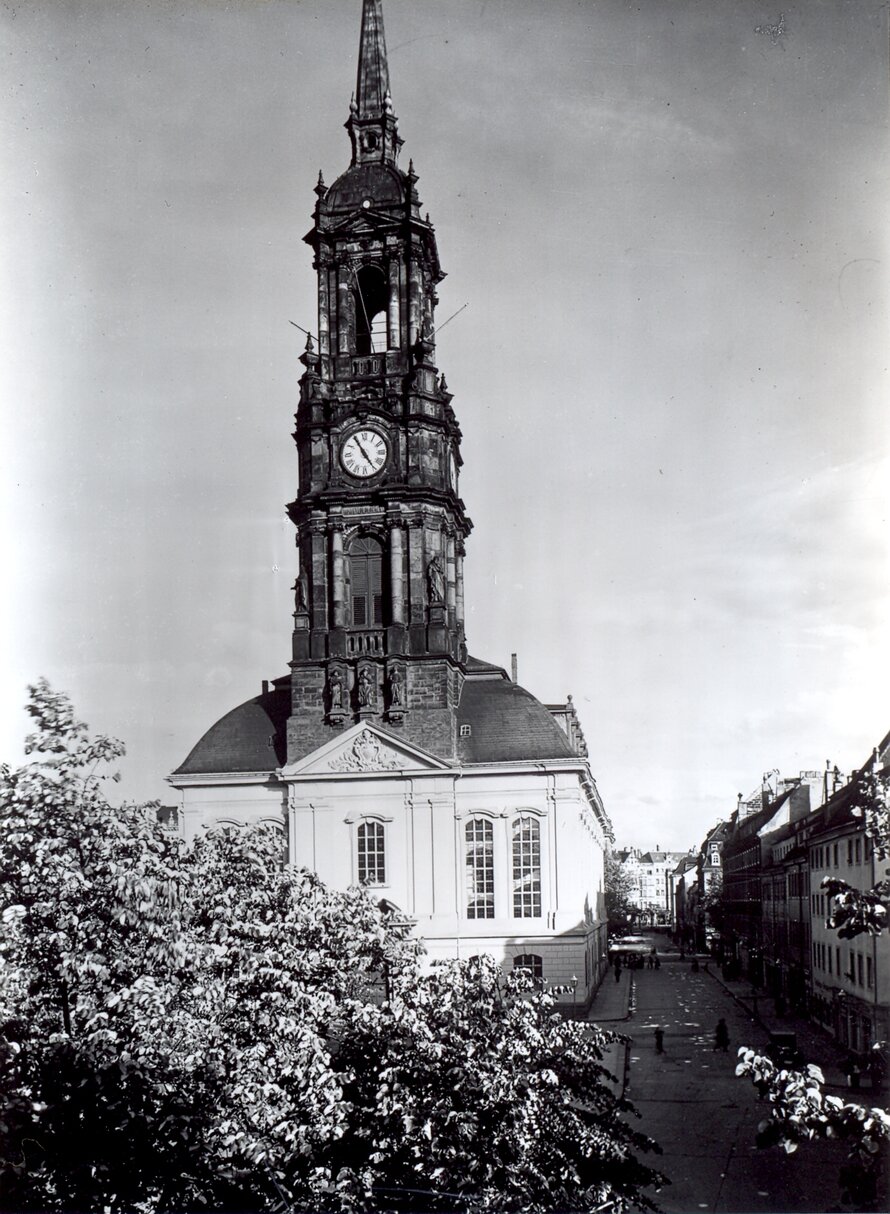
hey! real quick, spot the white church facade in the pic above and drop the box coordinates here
[169,0,611,1009]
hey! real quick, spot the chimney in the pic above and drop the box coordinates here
[262,680,269,695]
[511,653,518,683]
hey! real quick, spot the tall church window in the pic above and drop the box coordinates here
[349,536,384,627]
[357,821,386,886]
[465,819,494,919]
[354,264,388,354]
[511,816,541,918]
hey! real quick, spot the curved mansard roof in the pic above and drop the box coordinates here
[173,658,577,778]
[173,683,290,776]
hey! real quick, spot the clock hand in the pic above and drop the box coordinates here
[355,436,375,463]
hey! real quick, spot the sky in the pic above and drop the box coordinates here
[2,0,888,852]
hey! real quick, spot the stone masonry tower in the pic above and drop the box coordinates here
[286,0,472,763]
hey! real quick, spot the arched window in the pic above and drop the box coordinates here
[354,264,388,355]
[511,816,541,918]
[357,821,386,886]
[465,819,494,919]
[513,953,543,982]
[349,535,384,627]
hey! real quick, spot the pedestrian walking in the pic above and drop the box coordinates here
[844,1054,861,1091]
[714,1018,729,1053]
[654,1026,664,1054]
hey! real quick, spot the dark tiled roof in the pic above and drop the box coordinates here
[326,162,406,211]
[457,661,576,764]
[174,657,580,776]
[173,683,290,776]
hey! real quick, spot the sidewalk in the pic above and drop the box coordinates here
[586,966,633,1095]
[701,959,880,1098]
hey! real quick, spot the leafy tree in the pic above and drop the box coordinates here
[604,849,637,933]
[1,682,664,1212]
[735,1050,889,1211]
[335,957,664,1212]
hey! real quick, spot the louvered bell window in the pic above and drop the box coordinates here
[350,536,384,627]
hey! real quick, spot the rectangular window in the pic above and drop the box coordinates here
[833,843,839,868]
[836,946,841,977]
[867,956,874,988]
[828,947,832,975]
[511,816,541,918]
[857,953,864,986]
[847,839,853,865]
[357,821,386,886]
[466,819,495,919]
[855,838,861,864]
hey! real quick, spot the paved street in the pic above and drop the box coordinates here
[590,943,857,1213]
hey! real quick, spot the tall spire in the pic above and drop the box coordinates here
[356,0,390,118]
[346,0,401,167]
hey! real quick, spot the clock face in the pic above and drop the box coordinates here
[341,428,388,478]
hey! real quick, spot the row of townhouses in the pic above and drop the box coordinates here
[612,847,690,927]
[668,732,889,1059]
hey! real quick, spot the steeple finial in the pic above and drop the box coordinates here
[347,0,402,167]
[356,0,391,119]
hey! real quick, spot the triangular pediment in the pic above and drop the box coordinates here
[280,722,453,780]
[329,210,398,238]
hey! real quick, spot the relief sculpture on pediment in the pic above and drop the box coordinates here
[328,729,401,773]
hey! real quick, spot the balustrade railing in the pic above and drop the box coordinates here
[347,630,385,655]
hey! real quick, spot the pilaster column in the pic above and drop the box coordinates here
[337,265,351,355]
[318,264,330,357]
[407,519,425,624]
[422,288,436,362]
[331,523,346,628]
[455,540,466,627]
[445,531,457,623]
[407,251,421,348]
[387,259,400,350]
[389,522,405,623]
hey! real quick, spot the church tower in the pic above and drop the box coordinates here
[171,0,611,1011]
[287,0,471,763]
